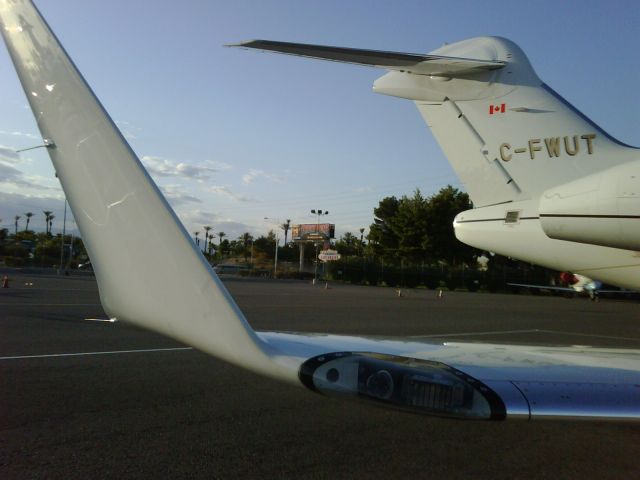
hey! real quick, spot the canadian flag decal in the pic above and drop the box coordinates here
[489,103,506,114]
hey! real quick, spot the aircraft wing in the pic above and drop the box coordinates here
[256,331,640,421]
[596,289,636,294]
[508,283,634,295]
[508,283,576,293]
[1,0,638,422]
[227,40,506,76]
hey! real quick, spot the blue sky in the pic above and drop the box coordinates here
[0,0,638,240]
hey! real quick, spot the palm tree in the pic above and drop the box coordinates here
[14,215,20,235]
[217,231,226,258]
[194,231,200,247]
[282,219,291,245]
[24,212,33,231]
[48,214,55,234]
[203,226,212,254]
[43,211,52,235]
[239,232,253,262]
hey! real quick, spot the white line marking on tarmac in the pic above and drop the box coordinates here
[534,329,640,342]
[0,347,193,361]
[408,328,640,342]
[0,303,102,306]
[408,329,542,338]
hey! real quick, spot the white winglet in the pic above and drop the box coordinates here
[0,0,295,383]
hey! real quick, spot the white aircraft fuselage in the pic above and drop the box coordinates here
[369,37,640,290]
[454,198,640,290]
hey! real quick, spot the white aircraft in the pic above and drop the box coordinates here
[228,40,640,292]
[1,0,638,421]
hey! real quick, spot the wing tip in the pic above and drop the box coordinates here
[224,40,258,48]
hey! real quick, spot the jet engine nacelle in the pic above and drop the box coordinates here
[539,159,640,251]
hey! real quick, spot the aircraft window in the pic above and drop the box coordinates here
[505,211,520,224]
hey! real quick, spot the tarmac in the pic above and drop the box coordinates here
[1,269,639,479]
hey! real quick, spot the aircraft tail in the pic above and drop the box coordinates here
[232,37,637,207]
[387,37,638,206]
[0,0,292,382]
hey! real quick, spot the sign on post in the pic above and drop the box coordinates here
[318,249,341,262]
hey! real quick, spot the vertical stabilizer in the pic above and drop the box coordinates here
[373,37,637,206]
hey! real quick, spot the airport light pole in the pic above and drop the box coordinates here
[310,209,329,284]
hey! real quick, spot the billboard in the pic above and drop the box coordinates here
[292,223,335,241]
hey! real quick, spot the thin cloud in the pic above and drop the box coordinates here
[141,155,226,181]
[0,129,40,140]
[179,210,221,227]
[0,162,61,192]
[178,211,254,240]
[242,168,284,185]
[0,145,21,164]
[159,184,203,206]
[114,120,141,140]
[0,162,21,179]
[208,185,255,202]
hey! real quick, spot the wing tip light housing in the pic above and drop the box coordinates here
[299,352,506,420]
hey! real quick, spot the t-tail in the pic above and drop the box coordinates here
[230,37,638,207]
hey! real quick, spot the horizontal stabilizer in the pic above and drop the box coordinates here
[227,40,505,76]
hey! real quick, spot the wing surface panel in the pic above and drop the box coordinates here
[260,332,640,420]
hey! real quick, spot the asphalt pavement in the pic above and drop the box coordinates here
[1,270,639,479]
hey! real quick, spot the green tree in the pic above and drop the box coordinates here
[217,231,226,258]
[281,219,291,245]
[203,226,212,254]
[43,211,52,235]
[334,232,361,257]
[394,189,429,262]
[218,239,230,257]
[24,212,33,231]
[238,232,253,262]
[367,185,475,266]
[254,231,276,257]
[367,196,400,259]
[425,185,474,266]
[367,190,429,262]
